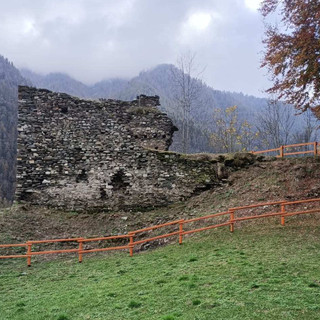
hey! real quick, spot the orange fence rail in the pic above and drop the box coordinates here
[252,141,319,158]
[1,197,320,267]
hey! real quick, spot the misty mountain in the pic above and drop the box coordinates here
[20,69,131,100]
[115,64,270,125]
[91,78,130,99]
[21,64,272,152]
[20,69,91,98]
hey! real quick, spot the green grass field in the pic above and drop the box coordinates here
[1,217,320,320]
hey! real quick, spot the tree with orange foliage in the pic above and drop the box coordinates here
[261,0,320,115]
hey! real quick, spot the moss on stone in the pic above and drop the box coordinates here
[127,106,161,115]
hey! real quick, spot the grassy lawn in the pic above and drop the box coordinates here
[1,217,320,320]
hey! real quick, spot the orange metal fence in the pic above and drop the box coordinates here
[252,141,319,158]
[1,197,320,267]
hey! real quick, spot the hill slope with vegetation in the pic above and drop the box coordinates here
[1,156,319,245]
[1,156,320,320]
[1,222,320,320]
[20,65,272,153]
[0,56,29,204]
[21,64,318,154]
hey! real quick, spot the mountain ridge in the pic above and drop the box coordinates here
[0,55,318,203]
[20,64,272,153]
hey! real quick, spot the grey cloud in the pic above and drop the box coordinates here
[0,0,270,96]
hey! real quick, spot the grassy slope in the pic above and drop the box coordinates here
[1,215,320,320]
[1,157,320,319]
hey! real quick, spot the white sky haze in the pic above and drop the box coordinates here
[0,0,269,97]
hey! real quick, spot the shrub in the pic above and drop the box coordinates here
[192,299,201,306]
[128,300,142,308]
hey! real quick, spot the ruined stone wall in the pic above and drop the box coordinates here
[16,86,233,211]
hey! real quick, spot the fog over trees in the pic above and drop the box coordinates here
[22,63,317,152]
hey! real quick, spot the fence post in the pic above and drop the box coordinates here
[314,142,318,157]
[26,242,32,267]
[179,220,184,245]
[129,233,135,257]
[229,210,235,232]
[279,145,284,158]
[281,203,286,226]
[78,238,84,263]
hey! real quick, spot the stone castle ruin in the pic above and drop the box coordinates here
[16,86,253,212]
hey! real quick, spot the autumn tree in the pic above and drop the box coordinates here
[211,106,258,153]
[261,0,320,114]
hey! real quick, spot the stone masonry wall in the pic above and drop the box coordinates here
[16,86,245,212]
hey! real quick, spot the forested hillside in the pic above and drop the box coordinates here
[0,56,30,204]
[20,65,272,153]
[21,64,319,153]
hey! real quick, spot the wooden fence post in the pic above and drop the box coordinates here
[314,142,318,157]
[179,221,184,245]
[281,203,286,226]
[229,211,235,232]
[279,146,284,158]
[26,242,32,267]
[78,238,84,263]
[129,233,135,257]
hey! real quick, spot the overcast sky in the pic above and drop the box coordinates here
[0,0,269,97]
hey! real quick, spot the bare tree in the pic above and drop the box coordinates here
[171,52,204,153]
[256,99,295,149]
[293,109,319,144]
